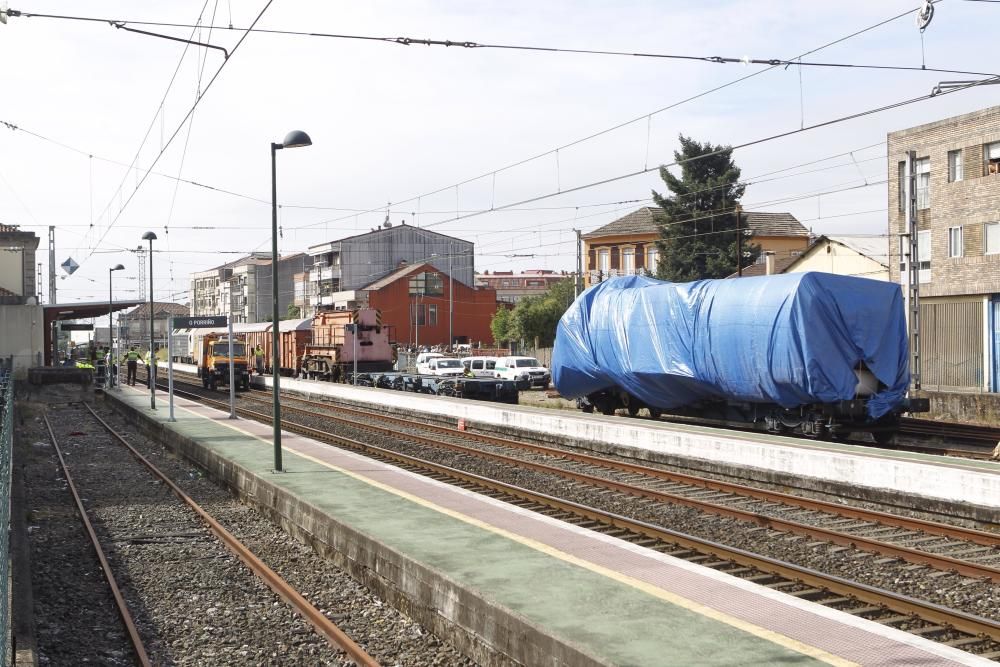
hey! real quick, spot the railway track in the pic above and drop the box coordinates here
[44,402,379,666]
[150,375,1000,659]
[901,417,1000,459]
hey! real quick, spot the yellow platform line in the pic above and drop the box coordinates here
[170,400,855,667]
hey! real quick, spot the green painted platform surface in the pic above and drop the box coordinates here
[111,388,837,666]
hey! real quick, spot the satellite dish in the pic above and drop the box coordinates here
[916,0,934,30]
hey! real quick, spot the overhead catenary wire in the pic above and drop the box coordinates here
[6,5,993,78]
[278,1,950,237]
[83,0,276,267]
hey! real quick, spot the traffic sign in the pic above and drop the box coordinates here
[172,315,228,328]
[61,257,79,275]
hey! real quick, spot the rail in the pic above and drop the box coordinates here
[157,382,1000,650]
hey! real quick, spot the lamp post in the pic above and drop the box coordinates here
[271,130,312,472]
[109,263,124,388]
[142,231,157,409]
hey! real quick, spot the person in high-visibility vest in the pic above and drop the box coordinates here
[254,344,265,376]
[126,346,140,386]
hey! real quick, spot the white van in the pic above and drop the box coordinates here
[461,356,497,378]
[494,356,551,388]
[416,353,464,377]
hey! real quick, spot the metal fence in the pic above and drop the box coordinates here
[920,299,984,391]
[0,369,12,666]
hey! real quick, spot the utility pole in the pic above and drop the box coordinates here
[448,243,454,351]
[574,229,582,298]
[47,226,56,304]
[136,246,147,302]
[905,150,922,390]
[735,205,743,277]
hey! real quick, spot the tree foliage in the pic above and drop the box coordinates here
[490,278,576,348]
[654,135,759,281]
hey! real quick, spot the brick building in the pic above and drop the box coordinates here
[887,105,1000,394]
[476,269,570,303]
[362,262,498,347]
[582,207,809,286]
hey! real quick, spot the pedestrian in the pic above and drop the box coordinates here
[254,344,265,375]
[147,346,159,388]
[126,346,139,386]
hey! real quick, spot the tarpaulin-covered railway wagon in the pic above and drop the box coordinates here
[552,273,929,444]
[300,309,395,381]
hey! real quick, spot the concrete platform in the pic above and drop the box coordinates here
[240,374,1000,525]
[105,384,992,666]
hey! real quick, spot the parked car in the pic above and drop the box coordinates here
[461,356,498,377]
[417,353,465,377]
[495,356,551,388]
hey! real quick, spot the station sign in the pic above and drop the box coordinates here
[173,315,228,328]
[61,323,94,331]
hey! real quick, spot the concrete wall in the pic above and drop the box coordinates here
[0,305,43,377]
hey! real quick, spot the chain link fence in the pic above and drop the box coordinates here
[0,369,12,666]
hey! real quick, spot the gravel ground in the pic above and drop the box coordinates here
[224,388,1000,627]
[19,390,475,667]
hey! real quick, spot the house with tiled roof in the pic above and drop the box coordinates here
[582,206,810,286]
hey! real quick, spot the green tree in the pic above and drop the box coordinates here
[498,278,576,349]
[286,304,301,318]
[490,307,514,345]
[653,135,759,281]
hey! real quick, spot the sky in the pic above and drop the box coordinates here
[1,0,999,318]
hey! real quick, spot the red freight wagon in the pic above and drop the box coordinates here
[301,309,394,380]
[278,318,312,376]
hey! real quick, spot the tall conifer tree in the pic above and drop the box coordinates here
[654,136,758,281]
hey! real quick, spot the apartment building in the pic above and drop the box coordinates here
[301,223,474,316]
[582,207,809,286]
[887,105,1000,394]
[0,223,39,304]
[190,253,311,323]
[475,269,570,303]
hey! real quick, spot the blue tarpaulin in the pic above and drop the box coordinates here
[552,273,910,419]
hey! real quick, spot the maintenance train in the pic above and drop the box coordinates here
[552,272,929,444]
[179,308,396,380]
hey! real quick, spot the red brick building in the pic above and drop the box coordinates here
[364,262,498,346]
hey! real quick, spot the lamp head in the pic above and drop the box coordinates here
[282,130,312,149]
[111,264,125,271]
[142,231,157,241]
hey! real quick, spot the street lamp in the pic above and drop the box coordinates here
[142,231,157,409]
[271,130,312,472]
[109,263,125,388]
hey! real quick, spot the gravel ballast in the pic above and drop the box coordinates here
[19,389,475,666]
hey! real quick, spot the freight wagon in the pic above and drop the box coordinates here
[553,273,930,444]
[177,309,395,380]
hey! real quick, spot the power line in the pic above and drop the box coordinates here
[83,0,276,266]
[6,8,993,77]
[279,2,942,236]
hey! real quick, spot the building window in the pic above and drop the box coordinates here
[948,226,963,258]
[986,223,1000,255]
[621,247,635,272]
[645,246,659,271]
[948,150,963,182]
[915,157,930,209]
[526,279,544,287]
[597,248,610,272]
[410,303,427,327]
[986,141,1000,176]
[898,161,906,212]
[428,304,438,326]
[898,231,932,271]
